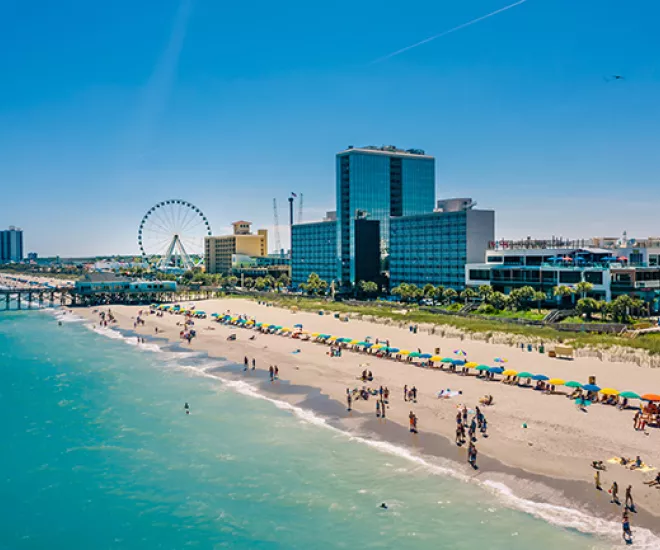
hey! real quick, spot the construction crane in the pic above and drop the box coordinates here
[297,193,303,224]
[273,198,282,254]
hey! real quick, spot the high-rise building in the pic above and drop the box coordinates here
[336,145,435,285]
[205,221,268,274]
[291,219,337,288]
[0,226,23,263]
[390,209,495,290]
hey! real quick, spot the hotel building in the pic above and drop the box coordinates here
[205,221,268,275]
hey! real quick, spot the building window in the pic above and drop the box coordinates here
[559,271,581,284]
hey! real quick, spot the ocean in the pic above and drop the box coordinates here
[0,310,646,549]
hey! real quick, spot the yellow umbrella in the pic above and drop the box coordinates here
[301,330,310,334]
[328,336,339,341]
[600,388,620,396]
[548,378,566,385]
[261,323,270,328]
[371,343,385,349]
[350,339,361,344]
[430,355,442,362]
[281,327,291,332]
[399,350,411,355]
[465,362,479,368]
[502,369,518,376]
[311,332,320,337]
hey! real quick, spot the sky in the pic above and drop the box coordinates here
[1,0,659,256]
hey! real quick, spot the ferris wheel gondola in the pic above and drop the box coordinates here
[138,200,212,271]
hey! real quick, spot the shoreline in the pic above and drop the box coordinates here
[67,300,660,541]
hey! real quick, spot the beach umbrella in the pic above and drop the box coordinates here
[494,358,508,363]
[517,372,534,379]
[548,378,566,386]
[399,350,411,355]
[281,327,291,332]
[420,353,433,359]
[489,366,504,374]
[430,355,443,362]
[502,369,518,376]
[475,365,491,372]
[294,323,303,328]
[211,313,219,317]
[619,391,641,399]
[599,388,620,396]
[408,352,422,358]
[532,374,549,381]
[319,334,331,339]
[452,359,466,366]
[465,362,479,368]
[361,342,373,348]
[328,336,338,341]
[440,357,454,363]
[311,332,320,337]
[582,384,601,392]
[350,339,361,344]
[371,343,385,349]
[564,381,582,388]
[641,394,660,402]
[454,349,467,357]
[388,348,400,353]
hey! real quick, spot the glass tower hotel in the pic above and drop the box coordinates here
[291,146,494,291]
[337,146,435,285]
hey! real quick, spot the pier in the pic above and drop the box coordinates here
[0,286,221,311]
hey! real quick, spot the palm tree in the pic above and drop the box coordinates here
[443,288,458,304]
[552,285,574,307]
[533,291,546,312]
[478,285,493,302]
[575,281,594,299]
[460,287,478,305]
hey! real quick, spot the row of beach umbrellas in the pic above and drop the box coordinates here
[198,309,660,403]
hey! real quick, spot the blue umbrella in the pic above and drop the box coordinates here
[452,359,466,365]
[532,374,549,381]
[388,348,400,353]
[489,366,504,374]
[294,323,303,328]
[582,384,601,392]
[420,353,433,359]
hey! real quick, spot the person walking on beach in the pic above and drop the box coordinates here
[252,358,256,371]
[468,442,478,469]
[404,385,408,402]
[633,411,640,431]
[244,356,249,371]
[409,411,415,433]
[622,512,633,544]
[469,418,477,442]
[347,392,352,412]
[411,386,417,403]
[384,387,389,403]
[594,469,602,490]
[376,400,381,418]
[274,366,279,379]
[480,416,488,437]
[269,365,274,382]
[455,424,463,446]
[610,481,619,504]
[381,398,386,419]
[462,405,468,425]
[625,485,634,511]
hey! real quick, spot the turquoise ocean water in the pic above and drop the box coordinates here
[0,310,650,549]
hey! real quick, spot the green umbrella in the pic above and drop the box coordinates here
[517,371,534,379]
[619,391,641,399]
[565,381,582,388]
[408,352,422,358]
[440,358,454,363]
[475,365,491,371]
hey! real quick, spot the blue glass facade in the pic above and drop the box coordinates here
[291,220,337,288]
[389,210,494,290]
[336,148,435,285]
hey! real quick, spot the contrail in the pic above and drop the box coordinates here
[371,0,527,64]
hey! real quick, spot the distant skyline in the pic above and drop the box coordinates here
[2,0,659,256]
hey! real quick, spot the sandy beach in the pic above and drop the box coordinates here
[74,297,660,536]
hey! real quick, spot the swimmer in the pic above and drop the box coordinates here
[379,503,388,509]
[184,402,190,415]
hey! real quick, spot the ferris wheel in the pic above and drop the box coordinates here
[138,200,212,271]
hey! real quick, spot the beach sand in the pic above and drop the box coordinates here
[75,297,660,535]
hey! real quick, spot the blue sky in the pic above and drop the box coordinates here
[1,0,659,256]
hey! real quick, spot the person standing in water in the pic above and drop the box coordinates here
[184,403,190,415]
[625,485,634,511]
[381,398,386,419]
[252,358,256,371]
[347,391,352,412]
[244,356,249,371]
[622,512,633,544]
[376,400,381,418]
[274,366,279,379]
[269,366,274,382]
[610,481,619,504]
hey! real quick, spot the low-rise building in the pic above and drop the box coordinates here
[465,238,660,310]
[390,209,494,290]
[205,221,268,275]
[74,273,177,295]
